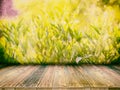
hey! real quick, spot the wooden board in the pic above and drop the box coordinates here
[38,65,55,88]
[0,65,120,90]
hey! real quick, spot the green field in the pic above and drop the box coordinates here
[0,0,120,64]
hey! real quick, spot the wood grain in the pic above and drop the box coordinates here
[38,65,55,88]
[0,65,120,90]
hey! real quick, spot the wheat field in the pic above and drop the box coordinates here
[0,0,120,64]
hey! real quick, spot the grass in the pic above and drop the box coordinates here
[0,0,120,64]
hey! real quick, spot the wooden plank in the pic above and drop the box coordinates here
[76,66,95,87]
[0,66,32,87]
[4,66,38,87]
[90,87,108,90]
[52,66,66,88]
[88,65,116,87]
[15,66,38,87]
[108,66,120,74]
[103,65,120,76]
[2,66,31,87]
[99,66,120,87]
[73,66,90,87]
[0,65,120,90]
[0,66,26,86]
[64,66,80,88]
[37,88,52,90]
[15,88,36,90]
[81,65,106,87]
[93,65,115,87]
[4,88,14,90]
[20,66,47,87]
[0,66,16,76]
[113,66,120,71]
[37,65,55,88]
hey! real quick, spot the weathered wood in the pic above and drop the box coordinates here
[38,66,55,87]
[80,65,105,87]
[73,66,90,87]
[0,66,37,88]
[0,66,24,86]
[53,66,66,88]
[76,66,95,87]
[15,88,36,90]
[20,66,46,87]
[7,66,38,87]
[0,65,120,90]
[93,65,115,86]
[108,66,120,74]
[0,66,15,75]
[64,66,80,87]
[99,66,120,87]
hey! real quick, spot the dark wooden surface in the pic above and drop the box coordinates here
[0,65,120,90]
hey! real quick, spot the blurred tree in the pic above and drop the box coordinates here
[0,0,17,17]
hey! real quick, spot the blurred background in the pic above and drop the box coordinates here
[0,0,120,64]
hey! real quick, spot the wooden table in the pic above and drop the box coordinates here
[0,65,120,90]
